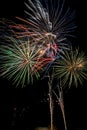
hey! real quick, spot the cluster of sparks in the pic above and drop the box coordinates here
[0,36,57,87]
[0,0,87,87]
[54,48,87,87]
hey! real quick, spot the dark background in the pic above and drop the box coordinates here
[0,0,87,130]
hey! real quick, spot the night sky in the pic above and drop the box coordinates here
[0,0,87,130]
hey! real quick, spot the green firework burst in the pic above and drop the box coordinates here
[0,37,41,87]
[54,47,87,87]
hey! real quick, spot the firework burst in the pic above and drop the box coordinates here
[5,0,76,59]
[54,47,87,87]
[0,37,51,87]
[24,0,76,41]
[0,0,76,87]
